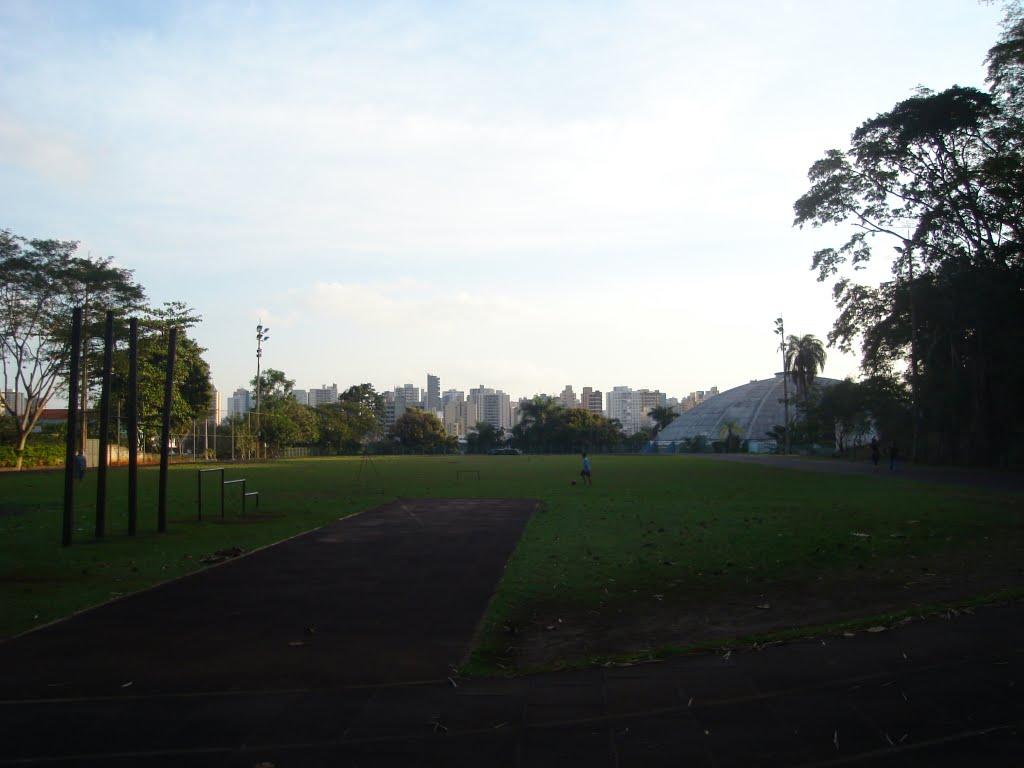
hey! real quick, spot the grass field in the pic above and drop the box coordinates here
[1,455,1021,672]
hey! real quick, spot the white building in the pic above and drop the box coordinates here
[292,389,309,406]
[469,385,512,431]
[2,390,28,418]
[308,384,338,407]
[559,385,578,408]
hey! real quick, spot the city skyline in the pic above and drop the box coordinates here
[0,2,1006,400]
[221,373,717,415]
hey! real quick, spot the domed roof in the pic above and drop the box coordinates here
[656,373,839,444]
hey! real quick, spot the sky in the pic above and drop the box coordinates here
[0,0,1009,406]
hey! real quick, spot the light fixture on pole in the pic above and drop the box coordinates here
[255,322,270,460]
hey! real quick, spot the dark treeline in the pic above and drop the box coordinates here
[794,8,1024,466]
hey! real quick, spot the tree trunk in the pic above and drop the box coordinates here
[14,429,28,471]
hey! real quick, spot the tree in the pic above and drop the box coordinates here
[0,231,146,468]
[260,396,318,453]
[513,396,563,452]
[467,421,502,454]
[389,408,454,453]
[785,334,827,407]
[316,398,382,454]
[718,419,743,453]
[793,18,1024,465]
[251,368,294,403]
[109,303,213,455]
[339,383,385,421]
[647,405,679,436]
[804,378,871,455]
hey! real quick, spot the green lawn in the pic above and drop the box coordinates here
[1,455,1021,672]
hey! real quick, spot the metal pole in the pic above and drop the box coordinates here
[158,327,178,533]
[255,323,269,460]
[63,307,83,547]
[128,318,139,535]
[95,311,114,537]
[775,316,791,455]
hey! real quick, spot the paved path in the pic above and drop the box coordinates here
[1,496,1022,765]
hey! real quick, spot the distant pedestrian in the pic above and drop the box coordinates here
[870,438,880,469]
[580,452,592,486]
[73,450,87,481]
[888,441,899,471]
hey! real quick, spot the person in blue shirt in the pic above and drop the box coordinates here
[73,450,87,481]
[580,452,592,485]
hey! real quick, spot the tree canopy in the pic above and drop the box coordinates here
[793,14,1024,465]
[389,407,455,453]
[0,230,148,468]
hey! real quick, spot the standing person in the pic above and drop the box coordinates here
[73,450,87,481]
[870,437,880,470]
[580,452,592,486]
[888,441,899,471]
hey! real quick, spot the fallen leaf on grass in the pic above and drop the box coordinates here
[755,603,771,610]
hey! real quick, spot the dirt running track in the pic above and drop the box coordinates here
[0,499,536,699]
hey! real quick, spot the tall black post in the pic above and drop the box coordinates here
[158,327,178,533]
[95,311,114,538]
[127,318,139,536]
[63,307,83,547]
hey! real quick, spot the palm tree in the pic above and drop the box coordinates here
[515,396,562,452]
[785,334,827,407]
[719,419,743,453]
[647,405,679,436]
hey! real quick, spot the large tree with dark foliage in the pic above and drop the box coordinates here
[793,10,1024,465]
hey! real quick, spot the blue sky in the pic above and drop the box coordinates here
[0,1,1008,404]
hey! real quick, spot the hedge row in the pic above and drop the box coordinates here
[0,444,66,468]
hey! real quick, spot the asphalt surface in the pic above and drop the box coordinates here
[1,487,1022,766]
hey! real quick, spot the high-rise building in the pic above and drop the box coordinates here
[2,390,28,418]
[443,398,478,437]
[425,374,441,413]
[383,391,404,432]
[442,389,464,404]
[680,386,720,412]
[607,387,666,433]
[308,384,338,407]
[292,389,309,406]
[638,389,667,426]
[470,385,512,431]
[581,387,603,415]
[226,388,252,420]
[559,385,578,408]
[207,388,221,425]
[606,386,641,435]
[396,384,421,409]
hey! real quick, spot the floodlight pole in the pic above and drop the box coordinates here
[774,316,791,455]
[255,322,270,460]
